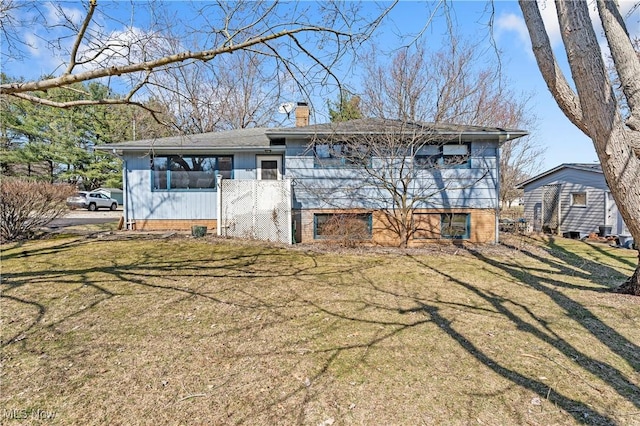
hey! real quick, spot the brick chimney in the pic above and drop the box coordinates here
[295,102,309,127]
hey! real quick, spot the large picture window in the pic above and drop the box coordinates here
[151,155,232,190]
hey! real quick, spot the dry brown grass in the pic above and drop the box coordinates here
[1,234,639,425]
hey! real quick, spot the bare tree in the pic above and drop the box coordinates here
[147,51,285,133]
[0,1,389,113]
[500,134,543,208]
[519,1,640,295]
[360,39,544,211]
[496,101,544,209]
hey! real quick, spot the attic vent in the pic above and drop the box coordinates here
[270,138,286,146]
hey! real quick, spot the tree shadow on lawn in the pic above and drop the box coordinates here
[1,235,90,261]
[2,236,638,424]
[225,248,637,425]
[448,240,638,401]
[0,239,371,348]
[501,236,632,291]
[1,239,389,423]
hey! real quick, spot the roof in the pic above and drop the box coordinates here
[97,127,273,152]
[97,118,528,153]
[266,118,528,141]
[516,163,602,188]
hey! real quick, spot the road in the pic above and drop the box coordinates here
[49,208,122,228]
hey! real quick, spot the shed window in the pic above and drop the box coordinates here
[151,155,232,191]
[571,192,587,207]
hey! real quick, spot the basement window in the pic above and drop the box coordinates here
[314,213,372,240]
[441,213,470,239]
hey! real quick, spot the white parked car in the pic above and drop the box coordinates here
[67,191,119,211]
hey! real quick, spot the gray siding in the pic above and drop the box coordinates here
[285,139,500,210]
[521,167,622,235]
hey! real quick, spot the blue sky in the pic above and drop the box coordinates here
[376,1,637,172]
[2,1,639,172]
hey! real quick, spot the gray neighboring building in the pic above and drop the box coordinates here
[517,163,630,238]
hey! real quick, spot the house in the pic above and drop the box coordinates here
[516,163,630,238]
[99,108,527,246]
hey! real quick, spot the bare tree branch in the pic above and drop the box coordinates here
[65,0,98,75]
[1,26,346,96]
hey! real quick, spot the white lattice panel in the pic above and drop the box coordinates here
[218,179,292,244]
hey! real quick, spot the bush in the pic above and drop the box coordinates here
[1,178,75,242]
[319,213,371,247]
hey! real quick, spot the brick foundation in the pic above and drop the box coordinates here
[296,208,497,245]
[130,219,217,233]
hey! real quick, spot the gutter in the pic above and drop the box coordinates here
[95,146,286,154]
[265,130,529,144]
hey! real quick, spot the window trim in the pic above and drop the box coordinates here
[570,191,587,207]
[256,155,283,180]
[150,154,233,192]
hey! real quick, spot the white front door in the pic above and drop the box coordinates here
[256,155,282,180]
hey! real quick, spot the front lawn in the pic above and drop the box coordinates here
[1,235,638,425]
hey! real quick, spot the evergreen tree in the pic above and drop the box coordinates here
[1,75,172,188]
[328,91,363,122]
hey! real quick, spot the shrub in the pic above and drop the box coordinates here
[319,213,372,247]
[1,178,75,242]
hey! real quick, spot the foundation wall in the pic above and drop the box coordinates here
[131,209,497,245]
[296,208,497,245]
[130,219,217,232]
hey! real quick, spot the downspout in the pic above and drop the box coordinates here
[495,135,507,244]
[123,158,129,229]
[216,174,222,237]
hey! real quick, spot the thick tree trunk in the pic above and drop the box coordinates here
[519,1,640,295]
[615,253,640,295]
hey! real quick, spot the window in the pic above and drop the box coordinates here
[415,143,471,168]
[414,145,440,167]
[571,192,587,207]
[314,213,372,240]
[314,142,370,168]
[151,155,233,190]
[441,213,470,239]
